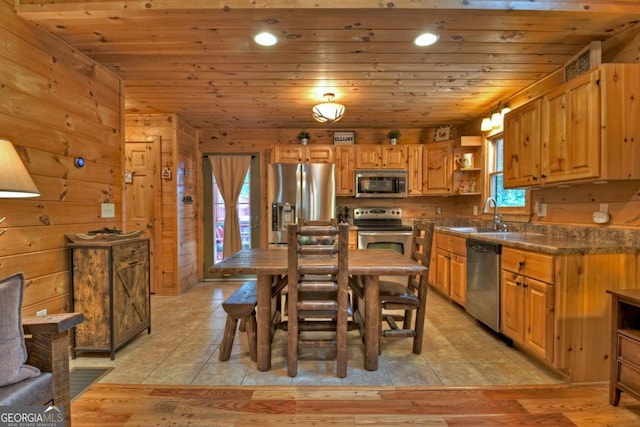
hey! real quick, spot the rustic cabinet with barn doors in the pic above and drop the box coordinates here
[69,237,151,359]
[504,63,640,188]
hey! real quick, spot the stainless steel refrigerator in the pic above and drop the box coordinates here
[268,163,336,246]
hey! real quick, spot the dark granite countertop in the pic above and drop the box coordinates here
[436,226,640,255]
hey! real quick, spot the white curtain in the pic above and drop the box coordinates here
[208,156,251,258]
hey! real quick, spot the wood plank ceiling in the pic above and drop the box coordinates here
[15,1,640,130]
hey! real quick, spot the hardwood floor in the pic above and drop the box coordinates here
[72,383,640,426]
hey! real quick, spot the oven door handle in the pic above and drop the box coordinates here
[357,230,413,237]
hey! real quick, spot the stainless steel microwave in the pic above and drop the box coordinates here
[354,169,407,198]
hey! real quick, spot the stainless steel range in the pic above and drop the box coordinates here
[353,207,413,286]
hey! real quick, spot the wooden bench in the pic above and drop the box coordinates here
[219,281,257,362]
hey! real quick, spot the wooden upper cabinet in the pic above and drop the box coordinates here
[504,63,640,188]
[407,145,423,195]
[423,141,453,194]
[503,99,541,188]
[335,145,355,196]
[380,145,407,168]
[273,145,334,163]
[355,146,381,168]
[355,145,407,169]
[541,70,600,184]
[599,63,640,180]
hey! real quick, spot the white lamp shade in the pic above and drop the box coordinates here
[480,117,493,131]
[0,139,40,198]
[491,112,503,128]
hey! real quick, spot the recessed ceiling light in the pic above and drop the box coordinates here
[254,32,278,46]
[414,32,438,47]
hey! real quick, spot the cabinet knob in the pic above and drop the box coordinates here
[147,223,153,228]
[518,261,525,268]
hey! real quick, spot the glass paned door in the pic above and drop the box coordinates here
[203,154,260,279]
[212,168,252,262]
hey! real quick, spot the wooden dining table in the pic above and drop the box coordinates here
[209,248,428,372]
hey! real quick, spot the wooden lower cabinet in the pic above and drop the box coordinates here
[69,237,151,359]
[449,253,466,306]
[431,232,466,307]
[501,269,554,363]
[500,246,640,382]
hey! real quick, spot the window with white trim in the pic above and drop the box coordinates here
[488,134,528,211]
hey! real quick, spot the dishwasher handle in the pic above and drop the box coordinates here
[466,238,502,254]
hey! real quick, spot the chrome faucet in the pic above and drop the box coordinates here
[483,197,508,231]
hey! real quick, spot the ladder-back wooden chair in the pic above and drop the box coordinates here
[287,220,349,378]
[350,219,434,354]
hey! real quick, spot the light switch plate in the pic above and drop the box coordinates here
[101,203,115,218]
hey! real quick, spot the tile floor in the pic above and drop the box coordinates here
[70,281,566,387]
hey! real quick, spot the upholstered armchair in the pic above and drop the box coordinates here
[0,272,83,427]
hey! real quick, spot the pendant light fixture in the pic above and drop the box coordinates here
[312,93,345,123]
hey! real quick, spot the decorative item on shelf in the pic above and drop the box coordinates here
[470,177,478,193]
[297,131,310,145]
[312,93,345,123]
[456,153,474,169]
[433,125,452,142]
[386,129,401,145]
[333,131,355,145]
[458,181,468,194]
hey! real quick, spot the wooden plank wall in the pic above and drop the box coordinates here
[124,114,199,295]
[0,3,123,315]
[176,119,199,293]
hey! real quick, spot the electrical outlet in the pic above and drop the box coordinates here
[101,203,115,218]
[600,203,609,213]
[36,309,47,317]
[435,207,442,215]
[473,205,478,216]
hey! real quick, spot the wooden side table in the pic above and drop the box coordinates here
[23,312,84,427]
[607,289,640,406]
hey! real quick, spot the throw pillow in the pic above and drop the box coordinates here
[0,273,41,387]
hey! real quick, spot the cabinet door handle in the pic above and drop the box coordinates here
[516,281,522,286]
[518,261,525,268]
[129,261,139,266]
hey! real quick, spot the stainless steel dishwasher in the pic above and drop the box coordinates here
[466,238,502,332]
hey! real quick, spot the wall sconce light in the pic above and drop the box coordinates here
[481,117,493,131]
[491,111,503,128]
[480,106,511,132]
